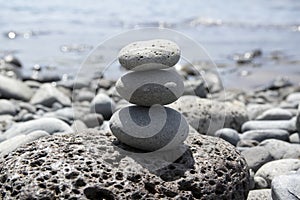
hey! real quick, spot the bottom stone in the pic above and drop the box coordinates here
[109,105,189,151]
[0,130,250,199]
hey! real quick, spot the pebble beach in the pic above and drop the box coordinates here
[0,1,300,199]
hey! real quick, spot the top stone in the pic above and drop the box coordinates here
[118,39,180,71]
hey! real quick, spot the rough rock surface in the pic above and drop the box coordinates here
[247,189,271,200]
[169,96,249,134]
[0,130,250,199]
[116,69,184,106]
[118,39,180,71]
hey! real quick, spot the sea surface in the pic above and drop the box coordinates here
[0,0,300,89]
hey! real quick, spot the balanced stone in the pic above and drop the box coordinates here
[118,39,180,71]
[116,69,184,106]
[109,105,189,151]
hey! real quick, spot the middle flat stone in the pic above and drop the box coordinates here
[116,69,184,106]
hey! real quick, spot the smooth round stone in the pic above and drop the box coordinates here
[255,159,300,186]
[109,105,189,151]
[118,39,180,71]
[90,93,116,120]
[241,129,289,142]
[256,108,293,120]
[214,128,240,146]
[296,104,300,136]
[0,99,17,115]
[116,69,184,106]
[241,146,273,172]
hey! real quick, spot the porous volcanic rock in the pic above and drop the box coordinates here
[0,130,250,199]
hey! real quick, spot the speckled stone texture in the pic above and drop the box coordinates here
[0,130,250,199]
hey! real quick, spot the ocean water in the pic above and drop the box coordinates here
[0,0,299,88]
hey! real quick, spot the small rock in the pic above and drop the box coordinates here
[0,99,17,115]
[3,55,22,67]
[255,159,300,186]
[241,129,289,142]
[286,92,300,102]
[1,118,73,142]
[241,146,273,172]
[110,105,189,151]
[256,108,293,120]
[118,39,180,71]
[237,140,259,148]
[247,104,273,120]
[259,139,300,160]
[214,128,240,146]
[271,174,300,200]
[254,176,268,189]
[289,132,300,143]
[90,93,116,120]
[0,130,49,156]
[170,96,249,134]
[116,69,184,106]
[71,120,88,133]
[247,189,271,200]
[0,74,33,101]
[241,118,296,133]
[83,113,104,128]
[74,90,95,102]
[183,79,207,98]
[297,103,300,136]
[30,83,71,107]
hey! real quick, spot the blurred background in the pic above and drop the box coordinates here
[0,0,299,89]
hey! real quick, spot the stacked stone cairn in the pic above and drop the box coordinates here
[109,39,189,151]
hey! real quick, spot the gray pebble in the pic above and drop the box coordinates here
[109,105,189,151]
[116,69,184,106]
[30,83,71,107]
[214,128,240,146]
[297,103,300,136]
[241,146,273,172]
[242,118,296,133]
[118,39,180,71]
[0,99,17,115]
[71,120,88,133]
[286,92,300,102]
[237,139,259,148]
[254,176,268,189]
[90,93,116,120]
[256,108,293,120]
[289,132,300,143]
[83,113,104,128]
[1,118,73,142]
[259,139,300,160]
[74,90,95,102]
[241,129,289,142]
[271,174,300,200]
[0,74,33,101]
[183,79,207,98]
[255,159,300,187]
[247,103,273,120]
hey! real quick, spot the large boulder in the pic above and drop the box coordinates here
[0,130,250,199]
[169,96,249,134]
